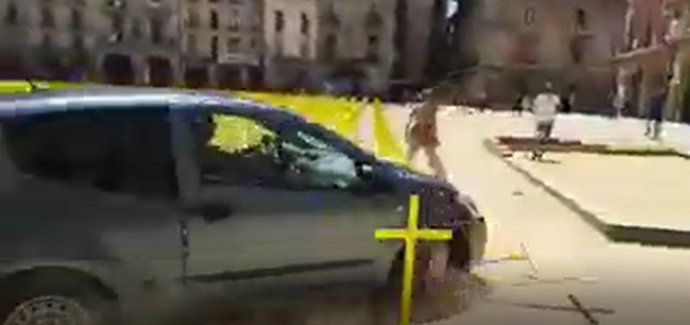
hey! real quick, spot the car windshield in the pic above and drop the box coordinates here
[283,121,378,164]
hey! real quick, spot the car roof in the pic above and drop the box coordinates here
[0,85,295,121]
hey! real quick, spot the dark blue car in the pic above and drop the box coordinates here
[0,86,486,324]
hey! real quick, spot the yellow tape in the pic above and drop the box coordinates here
[372,99,407,166]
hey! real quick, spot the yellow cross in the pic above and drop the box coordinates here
[374,195,454,325]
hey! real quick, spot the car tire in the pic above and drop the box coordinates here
[374,243,465,325]
[0,273,118,325]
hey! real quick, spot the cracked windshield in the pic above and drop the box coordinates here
[1,0,689,325]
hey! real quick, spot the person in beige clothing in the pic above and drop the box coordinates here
[405,90,448,180]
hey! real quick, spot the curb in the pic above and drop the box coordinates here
[483,138,690,248]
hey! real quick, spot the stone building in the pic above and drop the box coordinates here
[96,0,182,86]
[447,0,627,111]
[262,0,396,95]
[389,0,449,99]
[0,0,97,80]
[0,0,183,86]
[613,0,690,122]
[181,0,264,89]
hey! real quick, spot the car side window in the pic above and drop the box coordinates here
[194,110,362,190]
[1,107,178,198]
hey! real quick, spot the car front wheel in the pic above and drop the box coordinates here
[374,243,465,325]
[0,274,116,325]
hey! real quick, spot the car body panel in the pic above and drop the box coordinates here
[0,87,486,317]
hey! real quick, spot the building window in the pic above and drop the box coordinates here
[275,10,284,32]
[41,33,53,49]
[228,9,240,30]
[366,35,379,62]
[324,34,337,61]
[150,18,162,43]
[227,37,240,53]
[72,35,84,50]
[110,14,124,42]
[251,15,261,31]
[249,37,257,49]
[2,108,178,198]
[299,39,309,58]
[210,10,219,29]
[211,35,219,60]
[5,2,18,25]
[187,33,197,53]
[300,13,310,35]
[131,19,143,38]
[366,6,383,30]
[323,4,340,29]
[524,7,535,26]
[187,10,199,28]
[70,9,83,30]
[575,9,587,30]
[41,7,55,28]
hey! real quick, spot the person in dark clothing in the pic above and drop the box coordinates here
[559,93,572,114]
[512,93,526,116]
[646,86,667,140]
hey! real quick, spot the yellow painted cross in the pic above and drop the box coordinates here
[374,195,454,325]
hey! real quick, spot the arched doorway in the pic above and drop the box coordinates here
[217,65,242,90]
[102,54,135,85]
[147,56,173,87]
[184,66,209,89]
[328,63,368,97]
[0,53,27,79]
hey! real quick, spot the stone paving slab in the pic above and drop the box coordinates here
[485,139,690,248]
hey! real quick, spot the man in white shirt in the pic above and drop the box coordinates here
[530,82,560,160]
[532,82,560,140]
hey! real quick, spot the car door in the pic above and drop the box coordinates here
[0,106,184,289]
[178,106,406,289]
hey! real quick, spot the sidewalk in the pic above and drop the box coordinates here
[488,141,690,247]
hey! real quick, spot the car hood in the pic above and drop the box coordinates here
[377,161,457,195]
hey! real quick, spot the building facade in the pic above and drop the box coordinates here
[263,0,396,95]
[388,0,449,99]
[447,0,627,111]
[613,0,690,122]
[0,0,99,80]
[0,0,184,85]
[96,0,182,86]
[181,0,264,89]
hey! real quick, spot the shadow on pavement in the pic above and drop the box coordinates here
[163,272,491,325]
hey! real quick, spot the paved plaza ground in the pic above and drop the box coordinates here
[379,107,690,325]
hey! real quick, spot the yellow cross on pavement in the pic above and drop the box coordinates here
[374,194,454,325]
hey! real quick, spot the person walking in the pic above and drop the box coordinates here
[645,84,667,140]
[405,90,448,180]
[512,91,531,117]
[530,82,560,160]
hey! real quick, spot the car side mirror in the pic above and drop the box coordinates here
[355,162,376,181]
[353,162,392,195]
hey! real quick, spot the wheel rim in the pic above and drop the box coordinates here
[3,296,91,325]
